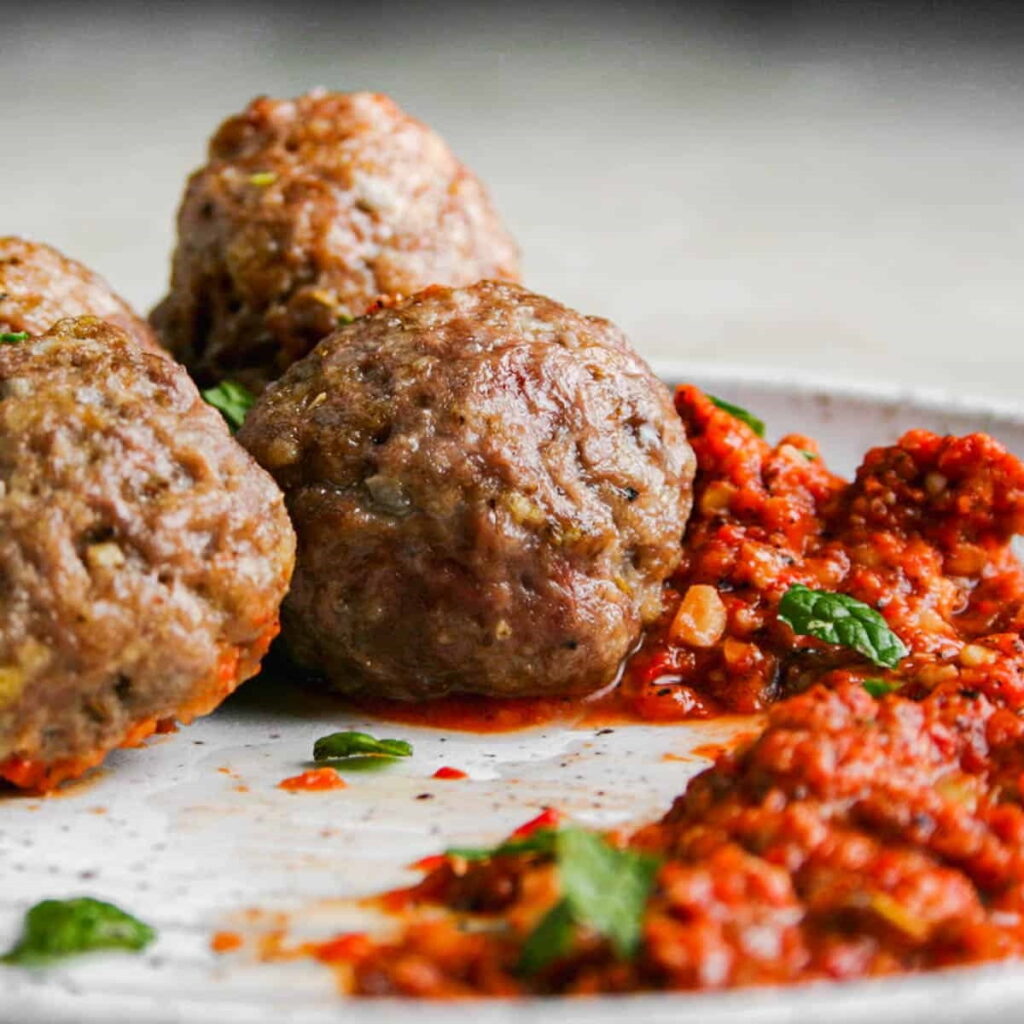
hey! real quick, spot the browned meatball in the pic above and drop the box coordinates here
[0,236,163,354]
[0,318,295,791]
[239,281,693,700]
[151,90,521,392]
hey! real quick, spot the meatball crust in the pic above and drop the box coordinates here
[0,236,163,354]
[239,281,694,700]
[0,318,295,790]
[151,90,521,392]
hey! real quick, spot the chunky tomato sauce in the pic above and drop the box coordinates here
[622,387,1024,719]
[272,386,1024,997]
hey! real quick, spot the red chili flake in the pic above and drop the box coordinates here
[312,932,373,963]
[211,931,244,954]
[278,767,347,791]
[511,806,562,838]
[432,766,468,780]
[410,854,448,872]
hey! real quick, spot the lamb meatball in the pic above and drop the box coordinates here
[239,281,693,700]
[0,236,163,354]
[151,90,521,392]
[0,317,295,791]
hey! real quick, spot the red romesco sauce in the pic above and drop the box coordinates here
[346,681,1024,997]
[622,385,1024,718]
[278,767,347,791]
[296,386,1024,998]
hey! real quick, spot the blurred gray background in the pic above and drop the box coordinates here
[3,0,1023,399]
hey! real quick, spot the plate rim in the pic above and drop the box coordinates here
[652,358,1024,427]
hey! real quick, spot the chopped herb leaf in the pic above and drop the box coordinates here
[863,678,900,698]
[557,828,660,960]
[0,332,28,345]
[778,585,909,669]
[518,898,574,975]
[336,314,355,326]
[518,827,660,974]
[313,730,412,761]
[799,449,818,462]
[446,828,558,862]
[709,395,766,437]
[248,172,277,186]
[1,898,155,966]
[201,380,255,432]
[435,821,660,974]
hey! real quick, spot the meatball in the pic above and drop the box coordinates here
[0,317,295,791]
[151,90,521,392]
[0,236,163,354]
[239,281,694,700]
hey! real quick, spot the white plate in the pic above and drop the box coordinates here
[3,364,1023,1024]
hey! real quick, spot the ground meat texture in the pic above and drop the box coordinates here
[0,236,163,354]
[239,281,694,700]
[0,318,295,791]
[151,90,521,392]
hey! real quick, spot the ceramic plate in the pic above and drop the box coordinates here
[4,364,1023,1024]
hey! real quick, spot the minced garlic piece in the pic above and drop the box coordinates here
[669,585,727,648]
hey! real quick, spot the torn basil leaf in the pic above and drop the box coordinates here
[709,395,766,438]
[778,585,908,669]
[313,730,413,761]
[200,380,255,432]
[1,897,155,966]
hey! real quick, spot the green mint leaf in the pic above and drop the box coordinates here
[517,828,659,973]
[709,395,766,438]
[557,828,659,960]
[445,829,559,863]
[862,678,899,698]
[313,731,412,761]
[201,380,255,432]
[778,585,909,669]
[517,898,575,976]
[443,847,493,862]
[1,898,155,966]
[0,332,28,345]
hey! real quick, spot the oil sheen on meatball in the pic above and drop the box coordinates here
[0,236,163,354]
[239,281,694,700]
[0,318,295,791]
[151,90,521,392]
